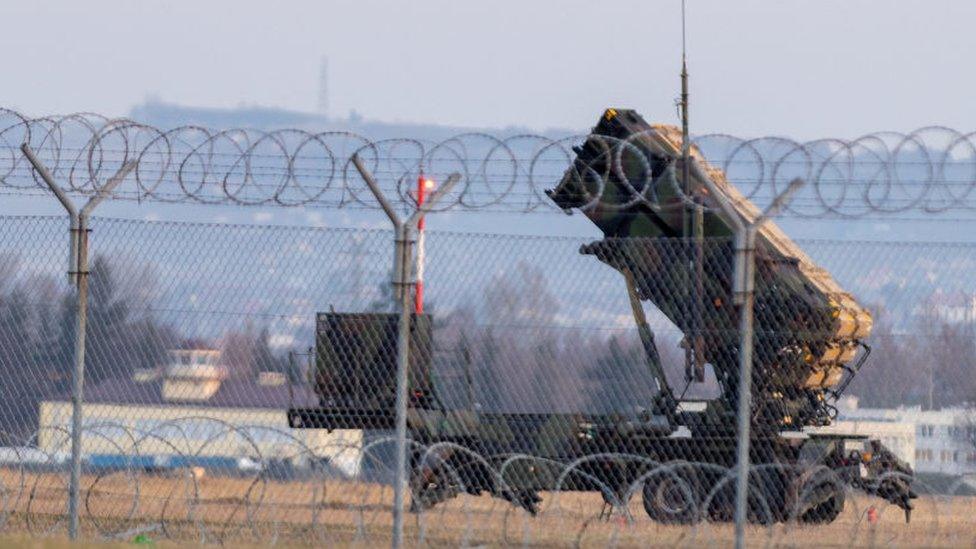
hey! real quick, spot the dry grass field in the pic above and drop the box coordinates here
[0,467,973,547]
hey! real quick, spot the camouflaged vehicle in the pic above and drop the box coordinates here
[311,312,434,417]
[289,109,916,524]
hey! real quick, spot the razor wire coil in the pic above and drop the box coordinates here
[1,108,975,217]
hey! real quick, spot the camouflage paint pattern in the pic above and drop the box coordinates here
[314,312,434,414]
[547,109,873,430]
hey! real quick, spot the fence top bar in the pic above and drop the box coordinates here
[406,173,461,229]
[20,143,78,221]
[79,161,136,218]
[352,153,401,229]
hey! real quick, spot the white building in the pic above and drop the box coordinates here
[39,349,362,477]
[836,396,976,476]
[811,418,916,469]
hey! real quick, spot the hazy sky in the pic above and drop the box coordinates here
[3,1,974,138]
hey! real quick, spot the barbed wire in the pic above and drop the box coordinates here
[2,108,975,218]
[0,426,963,546]
[0,211,972,546]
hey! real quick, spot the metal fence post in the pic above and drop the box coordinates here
[351,155,458,548]
[20,144,133,539]
[732,225,757,548]
[685,161,805,548]
[730,178,805,549]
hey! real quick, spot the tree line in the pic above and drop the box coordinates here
[428,264,976,416]
[2,254,969,441]
[0,255,288,439]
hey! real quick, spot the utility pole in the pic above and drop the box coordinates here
[318,56,329,117]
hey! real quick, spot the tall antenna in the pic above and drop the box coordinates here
[679,0,705,383]
[318,56,329,117]
[680,0,689,166]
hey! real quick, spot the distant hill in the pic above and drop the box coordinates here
[130,99,576,140]
[5,100,972,245]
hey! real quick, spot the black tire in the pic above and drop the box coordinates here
[750,467,787,525]
[642,466,701,524]
[799,483,845,524]
[705,468,786,525]
[705,479,735,523]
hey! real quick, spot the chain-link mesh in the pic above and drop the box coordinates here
[0,213,973,546]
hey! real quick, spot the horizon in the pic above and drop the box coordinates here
[3,1,975,140]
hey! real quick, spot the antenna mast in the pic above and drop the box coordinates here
[679,0,705,383]
[318,56,329,117]
[681,0,690,166]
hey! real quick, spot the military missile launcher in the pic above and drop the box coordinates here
[288,109,915,524]
[547,108,874,432]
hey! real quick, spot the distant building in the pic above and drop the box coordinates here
[836,396,976,476]
[161,349,226,401]
[915,290,976,325]
[38,349,361,477]
[810,419,916,469]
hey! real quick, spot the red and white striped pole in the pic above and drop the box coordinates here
[415,173,433,314]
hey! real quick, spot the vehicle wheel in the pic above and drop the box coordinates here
[642,466,701,524]
[750,467,787,524]
[706,468,786,524]
[799,483,845,524]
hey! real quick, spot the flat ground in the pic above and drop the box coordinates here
[0,469,973,547]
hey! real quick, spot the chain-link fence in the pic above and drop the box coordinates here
[0,105,974,547]
[0,210,974,546]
